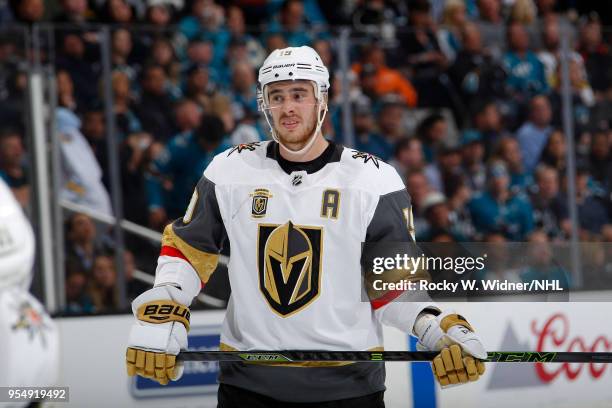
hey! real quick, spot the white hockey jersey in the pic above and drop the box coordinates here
[157,140,437,401]
[0,179,59,405]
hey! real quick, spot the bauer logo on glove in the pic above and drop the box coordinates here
[138,301,191,328]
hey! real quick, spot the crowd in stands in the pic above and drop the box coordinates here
[0,0,611,312]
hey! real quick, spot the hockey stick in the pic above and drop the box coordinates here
[177,351,612,363]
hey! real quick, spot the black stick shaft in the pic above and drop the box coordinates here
[177,351,612,363]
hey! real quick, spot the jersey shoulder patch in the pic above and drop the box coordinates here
[226,141,262,156]
[341,150,404,196]
[349,149,382,169]
[204,141,270,184]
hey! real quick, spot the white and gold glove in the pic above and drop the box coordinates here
[415,310,486,386]
[125,285,191,385]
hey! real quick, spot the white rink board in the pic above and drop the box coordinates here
[436,300,612,408]
[52,298,612,408]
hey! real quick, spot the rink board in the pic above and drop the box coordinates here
[52,297,612,408]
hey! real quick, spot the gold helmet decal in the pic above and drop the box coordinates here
[257,222,322,317]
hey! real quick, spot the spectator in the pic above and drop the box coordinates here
[80,105,108,185]
[496,136,532,192]
[539,129,566,174]
[396,0,449,108]
[389,137,426,181]
[99,0,135,24]
[352,45,418,108]
[537,17,586,90]
[560,166,610,237]
[481,233,522,283]
[516,94,553,173]
[577,14,612,99]
[472,101,508,157]
[520,230,570,288]
[183,38,219,84]
[53,0,92,23]
[56,69,77,111]
[144,2,176,27]
[88,254,119,312]
[312,38,334,73]
[56,34,100,110]
[548,58,595,131]
[149,38,180,83]
[351,0,401,38]
[55,100,113,215]
[111,70,143,141]
[437,0,467,62]
[9,0,44,23]
[263,32,288,55]
[416,113,448,163]
[146,114,230,228]
[120,130,154,225]
[589,131,612,189]
[425,139,463,194]
[510,0,537,24]
[230,107,263,145]
[135,65,176,141]
[445,174,476,240]
[226,6,266,67]
[474,0,505,58]
[111,28,137,81]
[64,212,107,273]
[528,164,567,239]
[228,61,258,122]
[352,97,393,160]
[184,64,214,109]
[268,0,313,47]
[468,160,534,240]
[377,97,409,143]
[418,191,470,241]
[179,0,228,69]
[406,171,432,234]
[449,23,506,114]
[174,99,202,136]
[64,268,94,314]
[0,129,29,207]
[460,129,487,192]
[503,22,548,102]
[124,249,149,301]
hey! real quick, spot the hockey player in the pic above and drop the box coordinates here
[126,46,486,406]
[0,179,59,404]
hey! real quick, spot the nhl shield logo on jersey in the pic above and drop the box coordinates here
[257,221,322,317]
[250,189,273,218]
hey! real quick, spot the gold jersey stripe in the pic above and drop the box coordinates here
[219,343,384,367]
[162,224,219,284]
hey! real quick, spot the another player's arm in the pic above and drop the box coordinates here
[363,173,486,387]
[126,172,227,385]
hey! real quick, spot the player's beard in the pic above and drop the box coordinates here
[273,113,318,151]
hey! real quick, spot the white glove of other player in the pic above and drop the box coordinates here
[126,285,191,385]
[415,310,486,386]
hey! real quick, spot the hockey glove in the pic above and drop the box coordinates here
[415,310,486,386]
[126,285,191,385]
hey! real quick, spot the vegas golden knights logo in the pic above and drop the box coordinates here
[250,189,273,218]
[257,222,323,317]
